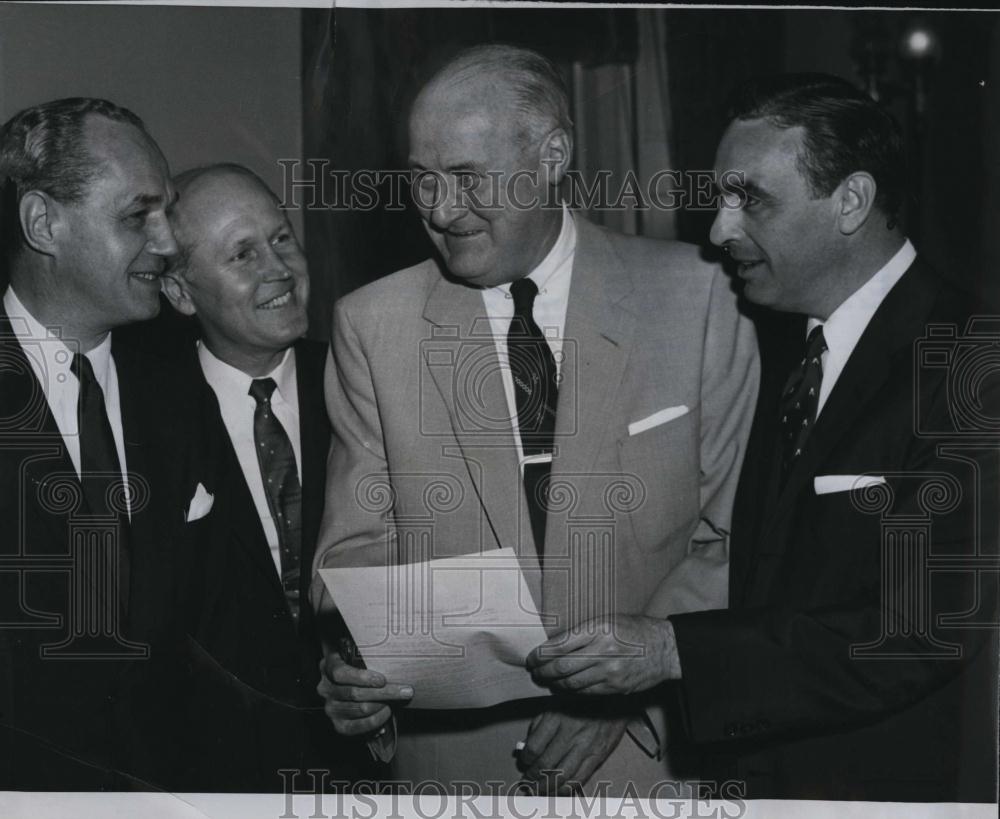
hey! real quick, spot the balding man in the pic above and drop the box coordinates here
[313,45,758,795]
[161,164,357,790]
[0,98,216,789]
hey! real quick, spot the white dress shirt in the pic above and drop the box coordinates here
[480,206,577,466]
[809,239,917,419]
[3,286,130,514]
[198,342,301,578]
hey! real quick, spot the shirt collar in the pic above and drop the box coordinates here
[487,204,576,298]
[807,238,917,349]
[3,284,112,387]
[197,341,296,405]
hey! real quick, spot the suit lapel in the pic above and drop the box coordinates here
[294,340,331,614]
[541,219,637,625]
[0,312,77,565]
[199,367,288,594]
[112,336,156,633]
[729,310,804,605]
[549,219,637,488]
[761,261,944,548]
[421,268,534,567]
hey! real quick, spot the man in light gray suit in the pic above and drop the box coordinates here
[312,44,758,796]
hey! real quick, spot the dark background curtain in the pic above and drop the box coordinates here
[302,8,997,342]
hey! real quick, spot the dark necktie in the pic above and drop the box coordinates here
[72,352,130,612]
[779,325,827,482]
[508,277,559,558]
[249,377,302,622]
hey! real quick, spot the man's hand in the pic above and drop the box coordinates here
[517,710,629,794]
[526,615,681,695]
[317,652,413,736]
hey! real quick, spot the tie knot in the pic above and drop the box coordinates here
[249,377,278,405]
[510,277,539,317]
[71,352,96,385]
[806,324,828,359]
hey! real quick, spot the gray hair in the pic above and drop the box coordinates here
[426,43,573,144]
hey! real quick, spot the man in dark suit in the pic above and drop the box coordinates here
[161,163,356,790]
[0,97,218,789]
[528,74,998,802]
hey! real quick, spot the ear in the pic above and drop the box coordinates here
[837,172,877,235]
[539,127,573,188]
[19,190,61,255]
[161,272,198,317]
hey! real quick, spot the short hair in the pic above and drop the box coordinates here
[727,73,906,224]
[0,97,148,266]
[422,43,573,144]
[168,162,277,277]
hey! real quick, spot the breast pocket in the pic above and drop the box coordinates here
[616,409,700,553]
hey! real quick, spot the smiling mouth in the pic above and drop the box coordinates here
[735,260,764,277]
[129,270,161,283]
[446,229,484,239]
[258,290,294,310]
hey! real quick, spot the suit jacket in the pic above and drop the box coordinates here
[671,260,999,802]
[0,306,216,790]
[312,218,759,792]
[179,338,363,790]
[193,339,329,706]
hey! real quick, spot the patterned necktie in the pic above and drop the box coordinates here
[72,352,130,612]
[508,277,558,557]
[249,377,302,622]
[779,325,827,482]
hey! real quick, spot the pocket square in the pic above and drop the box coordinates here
[814,474,886,495]
[628,405,689,437]
[185,482,214,522]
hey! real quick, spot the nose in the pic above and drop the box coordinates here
[147,214,178,258]
[709,200,741,248]
[261,243,297,280]
[425,173,469,231]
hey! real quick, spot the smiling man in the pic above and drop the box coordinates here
[0,97,223,789]
[528,73,999,803]
[161,163,357,790]
[313,44,758,796]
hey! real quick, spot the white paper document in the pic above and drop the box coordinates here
[319,547,551,709]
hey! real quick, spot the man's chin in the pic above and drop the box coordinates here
[131,295,163,321]
[740,278,777,308]
[442,262,499,288]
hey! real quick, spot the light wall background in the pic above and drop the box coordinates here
[0,3,304,239]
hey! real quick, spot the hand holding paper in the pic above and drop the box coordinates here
[317,652,412,736]
[527,615,683,694]
[319,547,551,709]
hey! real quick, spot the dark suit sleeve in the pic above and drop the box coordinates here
[670,329,999,747]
